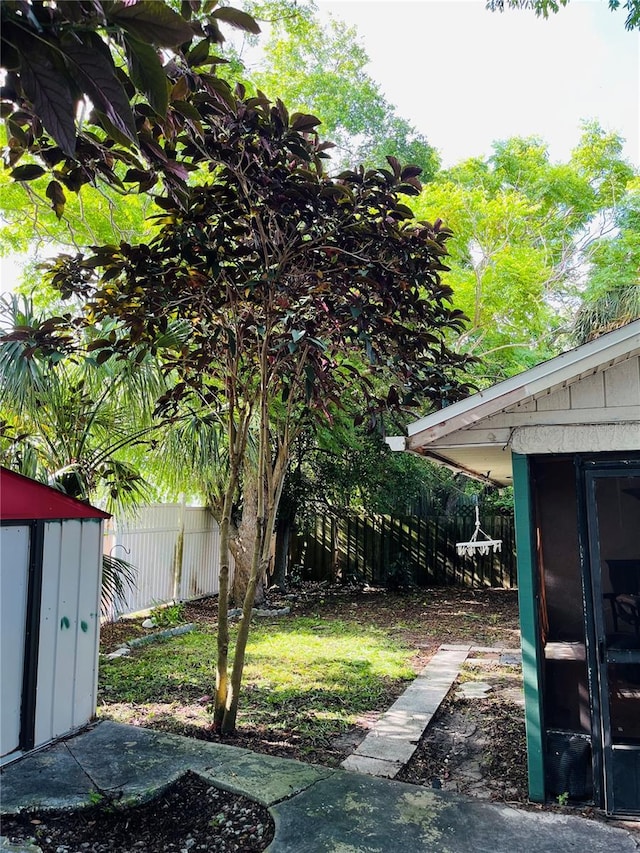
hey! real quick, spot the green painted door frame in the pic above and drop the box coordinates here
[512,452,546,802]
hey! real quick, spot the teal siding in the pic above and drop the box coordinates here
[512,452,546,802]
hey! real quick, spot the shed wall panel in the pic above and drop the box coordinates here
[513,399,537,413]
[34,522,62,747]
[51,521,80,738]
[72,522,102,729]
[35,520,102,748]
[0,525,30,758]
[464,356,640,433]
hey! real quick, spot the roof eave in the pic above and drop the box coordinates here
[407,320,640,446]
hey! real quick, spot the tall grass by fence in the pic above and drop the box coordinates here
[298,509,517,589]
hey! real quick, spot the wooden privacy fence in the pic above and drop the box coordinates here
[298,510,517,589]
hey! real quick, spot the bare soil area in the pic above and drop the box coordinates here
[2,772,274,853]
[398,655,529,802]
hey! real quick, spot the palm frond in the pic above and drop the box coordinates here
[573,283,640,344]
[101,553,137,618]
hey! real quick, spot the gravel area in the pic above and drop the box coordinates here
[1,772,274,852]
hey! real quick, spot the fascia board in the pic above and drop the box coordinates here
[407,321,640,445]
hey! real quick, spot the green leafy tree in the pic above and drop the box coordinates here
[0,294,170,514]
[0,293,180,613]
[0,130,154,256]
[572,177,640,342]
[16,79,471,733]
[240,1,439,177]
[1,0,259,212]
[486,0,640,30]
[412,125,637,381]
[0,2,260,310]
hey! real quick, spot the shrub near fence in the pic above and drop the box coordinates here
[299,509,517,589]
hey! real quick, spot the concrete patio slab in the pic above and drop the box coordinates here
[499,652,523,666]
[198,750,335,807]
[64,720,248,801]
[0,742,95,813]
[2,718,638,852]
[361,709,429,739]
[0,838,42,852]
[269,770,639,853]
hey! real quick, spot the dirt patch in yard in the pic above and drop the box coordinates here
[398,657,529,803]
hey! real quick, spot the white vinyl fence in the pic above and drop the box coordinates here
[103,504,231,620]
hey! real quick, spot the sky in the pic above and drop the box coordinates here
[316,0,639,168]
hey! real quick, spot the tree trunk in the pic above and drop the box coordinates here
[230,540,266,606]
[220,552,266,733]
[214,500,232,730]
[220,442,289,734]
[229,473,265,607]
[212,404,245,731]
[271,513,291,590]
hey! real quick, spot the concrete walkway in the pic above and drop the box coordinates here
[341,643,524,779]
[342,644,471,777]
[1,720,637,852]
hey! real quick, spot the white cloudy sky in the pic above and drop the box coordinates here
[317,0,639,167]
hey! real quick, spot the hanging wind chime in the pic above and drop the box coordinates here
[456,504,502,558]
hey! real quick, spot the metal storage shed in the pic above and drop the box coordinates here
[0,467,109,765]
[392,319,640,817]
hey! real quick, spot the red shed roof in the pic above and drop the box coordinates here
[0,467,110,521]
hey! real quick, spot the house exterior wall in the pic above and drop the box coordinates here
[464,355,640,434]
[412,355,640,483]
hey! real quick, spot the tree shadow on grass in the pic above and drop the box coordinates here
[98,625,414,762]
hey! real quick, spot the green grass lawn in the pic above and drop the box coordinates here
[98,616,417,759]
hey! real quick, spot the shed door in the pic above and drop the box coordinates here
[586,470,640,815]
[0,525,30,758]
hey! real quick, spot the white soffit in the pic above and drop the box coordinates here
[402,321,640,486]
[424,446,514,486]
